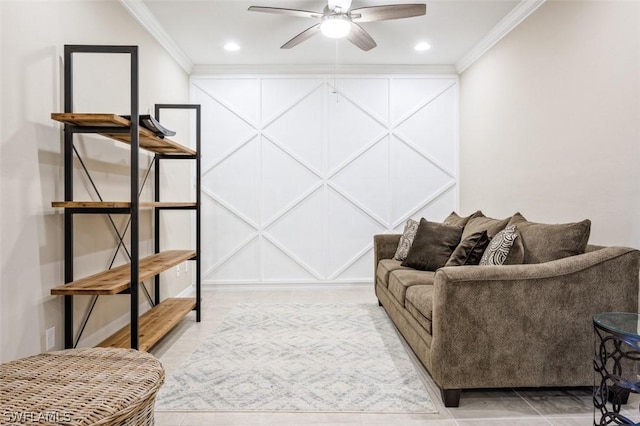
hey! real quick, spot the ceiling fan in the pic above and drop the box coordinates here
[248,0,426,51]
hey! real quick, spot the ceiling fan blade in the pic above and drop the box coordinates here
[281,24,321,49]
[350,4,426,22]
[248,6,321,19]
[348,23,377,51]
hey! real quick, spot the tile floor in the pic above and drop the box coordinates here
[151,286,639,425]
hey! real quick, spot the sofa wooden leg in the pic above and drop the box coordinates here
[441,388,461,407]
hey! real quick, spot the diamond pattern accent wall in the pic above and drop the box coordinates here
[192,76,458,285]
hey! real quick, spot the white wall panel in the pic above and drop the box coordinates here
[192,75,458,285]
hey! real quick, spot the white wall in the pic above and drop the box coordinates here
[0,1,191,362]
[459,0,640,248]
[193,75,459,285]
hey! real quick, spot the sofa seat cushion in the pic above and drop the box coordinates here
[376,259,411,287]
[388,269,435,305]
[405,284,434,334]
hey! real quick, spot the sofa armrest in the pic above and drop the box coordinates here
[429,246,640,389]
[373,234,401,285]
[374,234,401,264]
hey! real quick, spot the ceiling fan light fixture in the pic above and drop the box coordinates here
[320,15,351,39]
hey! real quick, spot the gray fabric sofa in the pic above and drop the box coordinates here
[374,217,640,407]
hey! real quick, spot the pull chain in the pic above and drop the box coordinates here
[333,40,339,102]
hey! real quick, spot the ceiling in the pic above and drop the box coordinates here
[130,0,532,72]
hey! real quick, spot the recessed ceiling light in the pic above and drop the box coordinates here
[224,42,240,52]
[414,42,431,51]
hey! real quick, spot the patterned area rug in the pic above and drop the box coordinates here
[155,304,437,413]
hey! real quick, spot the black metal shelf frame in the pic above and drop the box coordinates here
[60,45,201,349]
[153,104,202,321]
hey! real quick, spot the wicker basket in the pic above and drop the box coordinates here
[0,347,165,425]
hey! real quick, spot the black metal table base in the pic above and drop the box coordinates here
[593,319,640,425]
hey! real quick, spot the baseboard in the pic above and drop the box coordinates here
[202,282,373,291]
[175,285,196,297]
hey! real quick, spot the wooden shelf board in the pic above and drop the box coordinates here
[51,113,196,156]
[51,113,131,127]
[50,250,196,295]
[96,298,196,351]
[51,201,197,209]
[104,133,196,155]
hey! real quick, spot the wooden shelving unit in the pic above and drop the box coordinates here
[50,45,201,351]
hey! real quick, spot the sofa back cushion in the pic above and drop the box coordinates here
[402,218,463,271]
[502,212,526,264]
[503,233,525,264]
[443,211,478,228]
[511,213,591,263]
[461,211,511,240]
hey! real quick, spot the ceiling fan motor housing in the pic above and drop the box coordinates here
[328,0,353,13]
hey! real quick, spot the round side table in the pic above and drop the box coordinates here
[593,312,640,425]
[0,347,164,425]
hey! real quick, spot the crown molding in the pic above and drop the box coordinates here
[455,0,546,74]
[120,0,193,74]
[121,0,542,77]
[191,63,458,75]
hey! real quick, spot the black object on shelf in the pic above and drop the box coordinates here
[122,114,176,138]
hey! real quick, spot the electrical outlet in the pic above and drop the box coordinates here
[176,265,180,277]
[45,327,55,351]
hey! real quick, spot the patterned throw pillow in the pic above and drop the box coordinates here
[394,219,419,261]
[479,225,518,266]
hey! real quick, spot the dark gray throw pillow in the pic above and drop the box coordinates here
[402,218,463,271]
[445,230,490,267]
